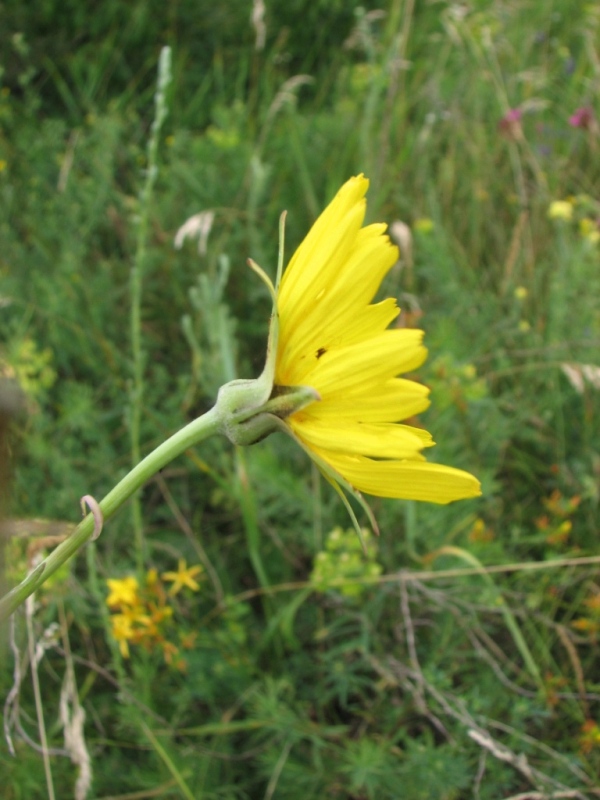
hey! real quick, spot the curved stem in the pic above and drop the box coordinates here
[0,406,221,622]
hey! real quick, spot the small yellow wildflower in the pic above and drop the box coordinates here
[180,631,198,649]
[579,720,600,755]
[161,640,180,664]
[546,519,571,546]
[145,603,173,636]
[468,518,495,543]
[0,160,7,173]
[110,613,135,658]
[274,176,480,503]
[162,559,204,595]
[413,217,434,233]
[572,617,598,634]
[584,595,600,613]
[106,576,139,607]
[146,567,159,587]
[548,200,573,221]
[514,286,528,300]
[579,218,600,244]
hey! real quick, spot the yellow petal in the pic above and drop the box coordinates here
[278,298,400,384]
[278,177,369,327]
[307,378,431,422]
[328,224,398,305]
[300,329,427,395]
[277,224,398,362]
[313,450,482,503]
[291,417,434,459]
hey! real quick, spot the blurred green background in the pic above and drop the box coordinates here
[1,0,600,797]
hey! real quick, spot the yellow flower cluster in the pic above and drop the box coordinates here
[548,195,600,244]
[535,489,580,550]
[579,217,600,245]
[106,560,203,666]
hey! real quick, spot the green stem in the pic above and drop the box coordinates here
[235,448,269,591]
[0,406,220,622]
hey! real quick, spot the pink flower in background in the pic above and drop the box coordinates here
[498,108,523,139]
[503,108,522,123]
[569,107,594,129]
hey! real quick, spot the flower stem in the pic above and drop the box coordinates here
[0,406,220,622]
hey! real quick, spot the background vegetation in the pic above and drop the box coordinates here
[1,0,600,797]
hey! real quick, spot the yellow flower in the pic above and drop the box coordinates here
[162,559,204,595]
[514,286,528,300]
[579,218,600,244]
[110,613,135,658]
[146,567,159,586]
[274,175,480,503]
[106,576,139,608]
[548,200,573,221]
[413,217,434,233]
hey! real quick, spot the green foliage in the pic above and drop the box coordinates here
[2,0,600,797]
[311,526,382,599]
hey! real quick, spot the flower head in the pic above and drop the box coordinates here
[569,106,594,130]
[514,286,528,300]
[498,108,523,139]
[106,576,139,608]
[413,217,434,234]
[548,200,573,221]
[110,613,135,658]
[579,217,600,244]
[162,559,204,595]
[273,176,480,504]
